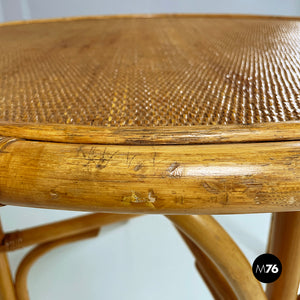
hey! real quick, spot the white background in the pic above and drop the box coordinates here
[0,1,299,299]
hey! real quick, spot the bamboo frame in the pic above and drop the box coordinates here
[0,211,298,299]
[0,121,299,145]
[167,215,266,299]
[0,137,299,214]
[266,212,300,300]
[0,213,138,252]
[15,229,100,300]
[0,212,138,299]
[0,220,17,300]
[177,229,237,300]
[0,12,298,299]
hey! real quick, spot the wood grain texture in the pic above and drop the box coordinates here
[0,219,16,300]
[177,229,237,300]
[0,138,299,214]
[0,121,299,145]
[0,213,137,252]
[266,212,300,300]
[168,215,266,300]
[15,229,100,300]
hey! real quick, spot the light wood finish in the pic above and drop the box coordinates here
[266,213,275,256]
[0,13,299,299]
[0,137,299,214]
[0,213,138,252]
[177,229,237,300]
[0,121,299,145]
[266,212,300,300]
[15,229,100,300]
[167,215,266,300]
[0,219,16,300]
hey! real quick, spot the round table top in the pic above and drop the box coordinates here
[0,15,299,214]
[0,14,299,145]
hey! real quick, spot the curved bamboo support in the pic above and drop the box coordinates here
[177,229,237,300]
[167,215,266,300]
[0,137,299,214]
[0,251,16,300]
[1,121,300,146]
[15,229,100,300]
[266,212,300,300]
[0,213,138,252]
[0,219,16,300]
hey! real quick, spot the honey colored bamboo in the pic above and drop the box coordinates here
[177,229,237,300]
[266,213,275,256]
[0,137,299,214]
[0,13,299,300]
[167,215,266,300]
[0,213,138,252]
[15,229,100,300]
[266,212,300,300]
[0,219,16,300]
[0,121,299,145]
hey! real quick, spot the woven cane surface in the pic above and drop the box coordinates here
[0,15,299,127]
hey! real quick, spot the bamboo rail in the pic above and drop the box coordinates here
[15,229,100,300]
[0,219,16,300]
[0,213,138,252]
[167,215,266,300]
[266,212,300,300]
[177,229,237,299]
[0,138,299,214]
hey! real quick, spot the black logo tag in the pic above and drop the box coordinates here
[252,253,282,283]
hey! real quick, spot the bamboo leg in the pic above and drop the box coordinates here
[15,229,100,300]
[266,213,275,254]
[0,219,16,300]
[266,212,300,300]
[0,213,138,252]
[177,229,237,300]
[167,215,266,300]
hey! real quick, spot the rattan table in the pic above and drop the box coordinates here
[0,14,299,300]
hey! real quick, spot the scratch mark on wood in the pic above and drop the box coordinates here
[153,152,156,167]
[77,146,118,170]
[134,163,143,171]
[122,189,156,204]
[167,162,182,178]
[126,151,137,168]
[202,181,220,194]
[50,190,58,199]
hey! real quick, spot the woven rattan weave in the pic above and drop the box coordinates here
[0,15,299,128]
